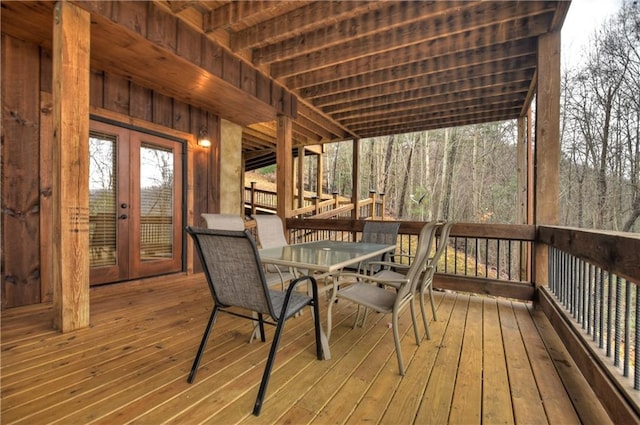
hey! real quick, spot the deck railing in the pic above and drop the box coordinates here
[285,218,536,301]
[536,226,640,418]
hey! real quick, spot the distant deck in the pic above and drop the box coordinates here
[1,274,612,424]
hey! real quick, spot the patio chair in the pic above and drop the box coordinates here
[327,221,438,375]
[251,214,298,289]
[201,213,245,230]
[185,226,322,416]
[346,221,400,274]
[417,221,453,338]
[365,221,449,340]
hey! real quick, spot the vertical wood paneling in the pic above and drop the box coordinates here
[129,82,152,121]
[110,0,146,36]
[256,72,271,105]
[152,92,173,127]
[1,35,42,308]
[40,48,52,93]
[201,38,223,77]
[103,73,130,115]
[172,100,190,133]
[40,92,54,303]
[176,19,201,66]
[240,61,256,95]
[222,52,241,87]
[147,3,176,52]
[52,1,91,331]
[90,70,104,108]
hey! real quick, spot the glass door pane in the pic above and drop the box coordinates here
[89,133,117,268]
[139,143,175,261]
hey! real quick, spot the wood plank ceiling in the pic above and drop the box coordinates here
[185,1,570,152]
[1,1,571,169]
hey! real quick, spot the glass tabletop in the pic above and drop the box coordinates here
[259,240,395,273]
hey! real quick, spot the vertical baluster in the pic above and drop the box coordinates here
[598,268,605,348]
[586,264,593,335]
[578,259,587,329]
[635,286,640,390]
[464,237,468,277]
[624,279,631,377]
[615,276,622,367]
[607,273,613,357]
[476,238,480,277]
[507,240,512,281]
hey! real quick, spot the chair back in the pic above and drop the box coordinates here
[400,222,438,298]
[361,221,400,245]
[201,213,245,230]
[429,221,454,269]
[186,226,274,316]
[252,214,288,248]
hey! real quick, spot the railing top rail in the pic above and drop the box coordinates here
[286,218,535,241]
[539,225,640,283]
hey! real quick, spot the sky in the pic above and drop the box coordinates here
[561,0,624,67]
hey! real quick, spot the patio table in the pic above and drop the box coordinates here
[260,240,396,359]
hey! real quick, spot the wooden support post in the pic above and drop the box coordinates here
[534,31,561,288]
[52,1,91,331]
[276,115,293,219]
[317,152,324,199]
[380,193,386,220]
[517,114,531,281]
[370,190,377,219]
[352,138,360,220]
[250,181,257,216]
[297,146,305,209]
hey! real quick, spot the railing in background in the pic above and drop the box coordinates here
[245,183,387,220]
[286,218,536,301]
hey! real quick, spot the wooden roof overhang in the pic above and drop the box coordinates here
[1,1,570,166]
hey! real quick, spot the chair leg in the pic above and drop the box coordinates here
[257,313,266,342]
[428,285,438,320]
[311,296,323,360]
[419,285,431,340]
[409,298,421,346]
[392,309,405,376]
[188,306,219,383]
[253,316,287,416]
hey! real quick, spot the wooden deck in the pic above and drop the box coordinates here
[1,274,612,424]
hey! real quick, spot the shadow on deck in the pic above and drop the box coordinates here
[1,274,612,424]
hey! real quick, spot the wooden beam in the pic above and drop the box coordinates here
[323,71,533,115]
[52,1,91,331]
[271,7,555,78]
[310,56,536,107]
[232,1,373,51]
[276,115,293,218]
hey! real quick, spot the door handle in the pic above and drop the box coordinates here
[118,214,128,220]
[121,203,128,209]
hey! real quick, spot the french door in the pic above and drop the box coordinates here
[89,120,183,285]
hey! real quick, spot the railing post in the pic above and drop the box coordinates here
[379,192,385,220]
[369,190,377,219]
[333,191,339,210]
[313,196,320,216]
[250,181,257,216]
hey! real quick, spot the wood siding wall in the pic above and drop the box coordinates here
[1,34,219,308]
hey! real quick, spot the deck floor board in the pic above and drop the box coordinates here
[1,274,612,424]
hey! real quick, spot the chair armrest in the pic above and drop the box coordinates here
[337,272,409,287]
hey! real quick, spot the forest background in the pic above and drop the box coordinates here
[249,2,639,233]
